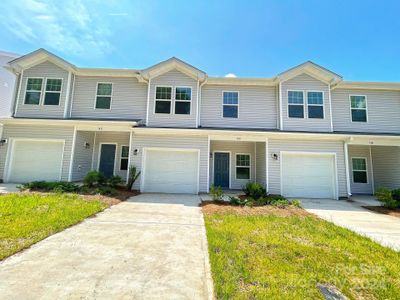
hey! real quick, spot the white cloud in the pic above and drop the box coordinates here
[224,73,237,78]
[1,0,113,57]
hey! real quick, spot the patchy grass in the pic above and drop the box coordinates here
[0,193,108,260]
[204,204,400,299]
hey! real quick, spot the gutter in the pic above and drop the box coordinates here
[197,76,208,127]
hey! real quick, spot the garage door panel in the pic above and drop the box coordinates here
[8,140,64,183]
[282,153,336,199]
[143,149,199,194]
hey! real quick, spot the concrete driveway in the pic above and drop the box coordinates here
[0,194,213,300]
[301,198,400,251]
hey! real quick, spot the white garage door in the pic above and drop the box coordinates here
[8,140,64,183]
[142,149,199,194]
[281,152,336,199]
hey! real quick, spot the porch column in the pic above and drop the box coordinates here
[344,141,352,196]
[126,130,133,185]
[265,138,269,192]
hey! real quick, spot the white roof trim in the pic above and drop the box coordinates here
[140,57,207,81]
[277,61,342,85]
[206,77,275,86]
[334,81,400,91]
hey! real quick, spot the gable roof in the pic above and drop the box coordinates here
[140,57,207,81]
[276,61,342,85]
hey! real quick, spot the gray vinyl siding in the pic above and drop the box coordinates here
[71,131,95,181]
[332,89,400,133]
[371,146,400,190]
[348,145,373,194]
[71,76,147,120]
[255,142,266,187]
[130,134,208,192]
[0,124,74,181]
[92,132,130,180]
[268,139,347,197]
[148,70,198,128]
[281,74,332,132]
[210,141,256,190]
[201,85,277,129]
[15,61,69,118]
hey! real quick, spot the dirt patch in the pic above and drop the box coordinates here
[363,206,400,218]
[201,201,312,217]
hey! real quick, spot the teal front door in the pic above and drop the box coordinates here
[99,144,116,178]
[214,152,230,188]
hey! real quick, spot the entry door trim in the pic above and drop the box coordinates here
[280,151,339,200]
[97,143,117,177]
[213,151,231,189]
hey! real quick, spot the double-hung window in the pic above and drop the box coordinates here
[350,95,367,122]
[288,91,304,118]
[352,158,367,183]
[44,79,62,105]
[155,86,172,114]
[120,146,129,171]
[175,87,191,114]
[223,91,239,118]
[96,83,112,109]
[307,91,324,118]
[236,154,250,180]
[24,78,43,105]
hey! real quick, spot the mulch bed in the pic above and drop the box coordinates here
[201,201,311,217]
[363,206,400,218]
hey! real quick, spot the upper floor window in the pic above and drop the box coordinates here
[95,83,112,109]
[236,154,250,179]
[175,87,191,115]
[350,95,367,122]
[120,145,129,171]
[288,91,304,118]
[44,79,62,105]
[307,91,324,119]
[155,86,172,114]
[223,91,239,118]
[352,157,367,183]
[24,78,43,105]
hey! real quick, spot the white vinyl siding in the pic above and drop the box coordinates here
[281,74,331,132]
[148,70,198,127]
[201,85,277,129]
[371,146,400,190]
[71,76,147,120]
[332,89,400,133]
[16,61,68,118]
[0,124,74,181]
[71,131,95,181]
[130,134,208,192]
[210,141,255,189]
[268,139,347,197]
[255,142,266,187]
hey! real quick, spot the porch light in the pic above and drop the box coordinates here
[133,149,139,155]
[84,142,90,149]
[271,153,278,160]
[0,139,7,146]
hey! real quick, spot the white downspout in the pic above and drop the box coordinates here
[279,81,283,130]
[198,77,208,128]
[64,71,72,118]
[328,84,334,132]
[145,78,151,126]
[369,145,375,194]
[126,130,133,186]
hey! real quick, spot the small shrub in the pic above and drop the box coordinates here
[229,196,253,206]
[210,184,224,201]
[242,182,266,200]
[127,165,141,191]
[391,188,400,202]
[270,199,290,208]
[375,187,399,209]
[18,181,79,193]
[95,186,117,196]
[108,176,122,188]
[79,185,90,194]
[291,199,302,207]
[83,171,106,188]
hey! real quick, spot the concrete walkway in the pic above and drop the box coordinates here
[0,183,19,193]
[0,194,213,300]
[301,198,400,251]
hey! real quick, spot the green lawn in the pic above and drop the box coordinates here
[0,193,107,260]
[205,208,400,299]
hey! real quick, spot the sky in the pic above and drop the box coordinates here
[1,0,400,81]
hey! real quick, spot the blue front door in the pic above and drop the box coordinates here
[99,144,116,178]
[214,152,230,188]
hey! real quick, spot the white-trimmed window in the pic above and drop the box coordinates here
[120,145,129,171]
[288,91,304,118]
[24,78,43,105]
[307,91,324,118]
[352,158,367,183]
[174,87,191,114]
[44,79,62,105]
[155,86,172,114]
[223,91,239,118]
[350,95,367,122]
[95,83,112,109]
[236,154,250,180]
